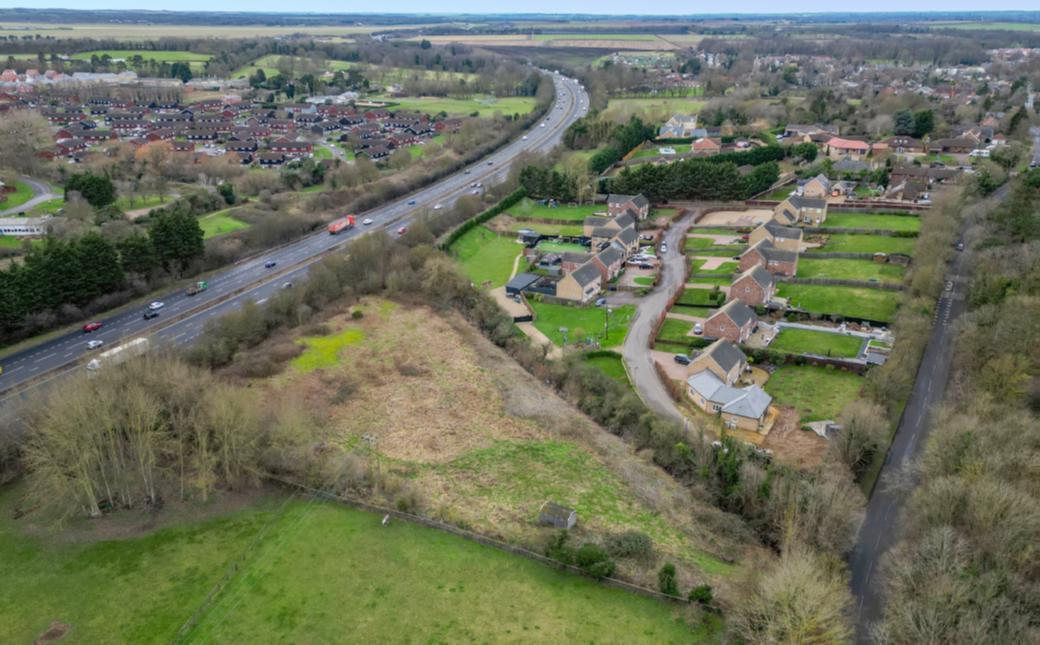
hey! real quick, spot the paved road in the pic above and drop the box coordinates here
[0,73,587,407]
[847,188,1005,641]
[619,209,696,423]
[0,177,59,216]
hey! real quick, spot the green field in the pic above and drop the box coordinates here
[198,209,250,239]
[818,234,916,255]
[675,287,723,307]
[374,95,538,118]
[449,225,522,289]
[0,180,34,211]
[603,97,707,122]
[759,185,795,200]
[822,212,921,232]
[510,198,604,222]
[796,258,906,284]
[530,302,634,348]
[1,489,708,643]
[765,365,864,422]
[115,194,170,212]
[69,49,211,71]
[537,241,589,254]
[778,284,901,322]
[497,219,584,237]
[770,328,864,359]
[583,351,630,384]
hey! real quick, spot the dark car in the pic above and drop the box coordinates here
[143,310,160,320]
[264,260,277,268]
[82,321,103,333]
[673,354,691,365]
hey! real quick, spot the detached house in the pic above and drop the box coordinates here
[826,137,871,161]
[685,340,772,431]
[690,137,722,156]
[658,114,698,138]
[739,239,798,277]
[729,265,776,307]
[749,221,803,253]
[607,193,649,219]
[799,174,832,200]
[704,300,757,344]
[688,339,747,385]
[556,262,603,303]
[773,195,827,226]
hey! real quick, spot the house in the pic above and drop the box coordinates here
[591,246,624,283]
[749,221,803,253]
[612,226,639,257]
[773,195,827,226]
[607,193,649,219]
[703,300,757,343]
[690,137,722,155]
[832,157,871,175]
[799,174,831,200]
[739,239,798,277]
[826,137,871,161]
[556,262,602,303]
[729,265,776,307]
[658,113,698,138]
[929,137,977,155]
[538,501,577,529]
[688,339,747,385]
[686,371,773,431]
[783,124,840,141]
[257,151,286,166]
[884,136,925,155]
[582,211,634,237]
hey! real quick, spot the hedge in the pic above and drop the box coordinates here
[440,188,527,250]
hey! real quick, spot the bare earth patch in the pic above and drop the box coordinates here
[35,621,70,643]
[696,209,772,227]
[763,407,827,469]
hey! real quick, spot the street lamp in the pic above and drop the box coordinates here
[559,326,569,347]
[603,306,612,342]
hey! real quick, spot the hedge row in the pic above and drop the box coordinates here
[440,187,527,250]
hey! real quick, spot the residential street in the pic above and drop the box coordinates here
[0,177,59,216]
[618,209,697,423]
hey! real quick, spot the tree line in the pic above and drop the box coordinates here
[609,158,780,202]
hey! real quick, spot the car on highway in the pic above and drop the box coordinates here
[486,161,493,165]
[522,135,528,140]
[540,123,546,128]
[945,280,954,292]
[281,281,293,290]
[471,189,480,195]
[264,260,277,268]
[87,340,104,350]
[433,204,443,210]
[143,310,159,320]
[464,169,471,175]
[396,226,408,236]
[82,321,103,333]
[362,217,374,225]
[407,199,417,205]
[955,240,965,251]
[148,301,164,311]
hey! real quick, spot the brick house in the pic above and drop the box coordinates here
[691,137,722,155]
[739,239,798,277]
[591,246,624,284]
[607,193,649,219]
[556,262,602,303]
[773,195,828,226]
[688,339,747,385]
[729,265,776,307]
[825,136,871,160]
[703,300,757,343]
[748,221,803,253]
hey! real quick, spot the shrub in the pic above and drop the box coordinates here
[545,530,575,565]
[658,563,679,596]
[605,530,653,560]
[689,584,713,605]
[351,309,364,320]
[575,543,616,579]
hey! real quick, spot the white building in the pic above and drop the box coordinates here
[0,216,50,237]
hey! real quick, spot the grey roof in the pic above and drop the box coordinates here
[570,261,602,286]
[700,339,747,375]
[506,272,540,291]
[744,239,798,264]
[595,246,623,267]
[810,173,831,189]
[762,221,803,240]
[561,251,592,264]
[615,225,638,245]
[833,158,870,173]
[711,299,756,328]
[787,195,828,210]
[590,226,616,239]
[615,212,636,229]
[734,265,774,290]
[584,215,610,228]
[686,371,772,419]
[608,193,649,209]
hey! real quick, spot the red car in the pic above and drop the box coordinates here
[396,226,408,236]
[82,321,103,333]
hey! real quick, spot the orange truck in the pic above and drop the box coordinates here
[328,214,357,235]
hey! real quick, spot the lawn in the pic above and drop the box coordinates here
[796,258,906,284]
[818,234,916,255]
[449,225,522,289]
[675,287,724,307]
[777,284,901,322]
[583,351,630,384]
[529,301,635,348]
[603,97,707,122]
[770,328,864,359]
[634,276,655,286]
[26,197,64,216]
[0,235,29,250]
[0,180,34,211]
[293,326,365,372]
[499,220,584,237]
[115,194,170,211]
[0,489,711,643]
[822,212,921,232]
[510,198,604,222]
[537,240,589,254]
[312,145,333,161]
[689,245,745,257]
[764,365,864,422]
[198,209,250,239]
[759,185,795,200]
[374,95,538,118]
[691,260,739,276]
[657,318,695,345]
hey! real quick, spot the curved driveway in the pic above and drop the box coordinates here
[0,177,59,216]
[0,74,588,406]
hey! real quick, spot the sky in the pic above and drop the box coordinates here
[8,1,1040,13]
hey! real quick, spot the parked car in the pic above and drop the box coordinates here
[264,260,277,268]
[82,321,103,333]
[148,301,164,311]
[143,310,159,320]
[595,297,607,307]
[87,340,104,350]
[674,354,691,365]
[693,323,703,335]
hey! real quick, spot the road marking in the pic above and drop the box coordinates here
[33,352,55,364]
